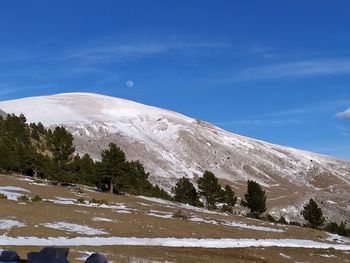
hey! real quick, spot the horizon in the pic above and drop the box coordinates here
[0,1,350,159]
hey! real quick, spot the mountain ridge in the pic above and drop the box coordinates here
[0,92,349,222]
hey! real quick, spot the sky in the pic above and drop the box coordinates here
[1,0,350,159]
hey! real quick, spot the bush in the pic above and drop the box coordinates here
[221,204,233,214]
[277,216,288,224]
[18,195,30,202]
[76,198,86,204]
[265,214,277,223]
[172,210,189,220]
[89,198,108,206]
[31,195,42,202]
[325,221,350,237]
[0,193,7,200]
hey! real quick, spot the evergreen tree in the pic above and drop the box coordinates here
[220,184,237,207]
[121,160,150,194]
[99,143,127,193]
[198,171,222,209]
[50,126,75,164]
[4,114,30,144]
[241,180,267,218]
[172,177,202,206]
[79,153,98,185]
[301,198,325,228]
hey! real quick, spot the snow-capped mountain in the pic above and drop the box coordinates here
[1,92,349,222]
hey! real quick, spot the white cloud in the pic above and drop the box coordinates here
[61,41,230,63]
[337,108,350,119]
[237,59,350,81]
[126,80,134,87]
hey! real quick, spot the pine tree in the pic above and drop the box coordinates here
[172,177,202,207]
[301,198,325,228]
[220,184,237,207]
[241,180,267,218]
[198,171,222,209]
[50,126,75,164]
[79,153,98,185]
[99,143,127,194]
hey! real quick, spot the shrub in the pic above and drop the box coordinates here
[18,195,30,202]
[221,204,233,213]
[265,214,277,223]
[89,198,108,205]
[99,199,108,205]
[172,210,189,220]
[31,195,42,202]
[325,221,350,237]
[76,198,86,204]
[277,216,288,224]
[0,193,7,200]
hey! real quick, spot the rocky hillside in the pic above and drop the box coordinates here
[0,92,349,222]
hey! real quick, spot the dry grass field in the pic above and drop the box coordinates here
[0,174,349,262]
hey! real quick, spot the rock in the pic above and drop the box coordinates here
[27,247,69,263]
[0,250,20,262]
[85,253,108,263]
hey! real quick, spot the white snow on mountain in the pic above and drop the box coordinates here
[0,92,349,221]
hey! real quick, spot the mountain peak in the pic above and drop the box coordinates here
[0,92,349,222]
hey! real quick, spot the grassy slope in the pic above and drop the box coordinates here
[0,174,349,263]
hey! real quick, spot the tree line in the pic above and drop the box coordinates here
[172,171,266,216]
[0,113,170,199]
[172,170,349,237]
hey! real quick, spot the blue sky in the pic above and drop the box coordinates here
[1,0,350,159]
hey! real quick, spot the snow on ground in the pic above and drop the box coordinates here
[91,217,114,222]
[189,216,284,233]
[74,250,107,261]
[128,257,174,263]
[0,236,349,250]
[138,202,152,207]
[146,211,173,219]
[0,186,30,192]
[279,252,292,259]
[222,220,284,233]
[319,254,337,258]
[0,219,25,230]
[0,186,30,201]
[48,197,135,214]
[41,222,108,236]
[138,196,221,215]
[325,233,350,244]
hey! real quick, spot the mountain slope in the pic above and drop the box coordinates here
[0,92,349,222]
[0,109,7,118]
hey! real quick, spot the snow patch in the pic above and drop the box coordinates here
[0,186,30,201]
[279,253,291,259]
[92,217,114,222]
[0,236,349,250]
[0,219,25,230]
[189,216,284,233]
[42,222,108,236]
